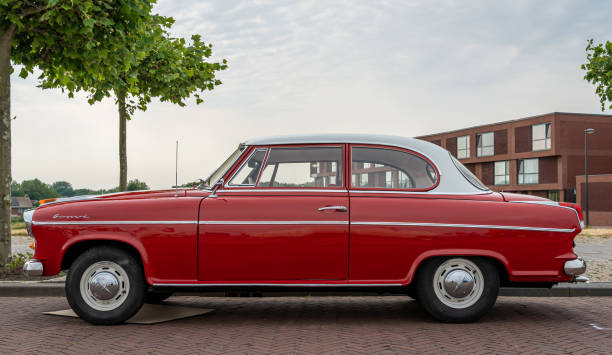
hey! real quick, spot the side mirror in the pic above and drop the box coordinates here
[209,178,224,198]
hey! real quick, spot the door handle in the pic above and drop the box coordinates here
[318,206,348,212]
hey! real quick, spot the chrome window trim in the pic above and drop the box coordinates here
[217,189,348,193]
[153,283,403,287]
[351,221,574,233]
[216,189,491,195]
[348,190,491,196]
[201,144,250,190]
[349,145,440,190]
[225,148,268,187]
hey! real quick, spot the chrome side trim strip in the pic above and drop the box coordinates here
[153,283,403,287]
[350,190,493,196]
[32,220,198,226]
[218,189,348,193]
[31,219,572,232]
[351,221,574,233]
[200,220,348,225]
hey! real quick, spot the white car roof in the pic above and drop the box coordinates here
[244,134,490,195]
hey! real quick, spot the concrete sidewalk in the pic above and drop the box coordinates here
[1,280,611,297]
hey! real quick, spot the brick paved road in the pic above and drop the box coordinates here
[0,296,611,354]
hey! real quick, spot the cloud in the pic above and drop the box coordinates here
[10,0,612,190]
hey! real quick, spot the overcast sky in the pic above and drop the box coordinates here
[10,0,612,190]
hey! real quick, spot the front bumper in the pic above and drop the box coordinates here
[564,258,587,282]
[23,260,44,277]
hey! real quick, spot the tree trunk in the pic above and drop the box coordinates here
[118,91,128,191]
[0,25,16,265]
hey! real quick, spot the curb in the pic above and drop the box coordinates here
[1,281,612,298]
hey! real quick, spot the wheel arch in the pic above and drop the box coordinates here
[60,237,151,284]
[406,249,511,286]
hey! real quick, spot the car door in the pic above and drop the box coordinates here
[198,144,349,282]
[348,145,440,281]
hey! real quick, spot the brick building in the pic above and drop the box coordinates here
[417,112,612,202]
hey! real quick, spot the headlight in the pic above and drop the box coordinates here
[23,209,34,238]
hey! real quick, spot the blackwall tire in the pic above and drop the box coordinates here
[415,257,499,323]
[65,246,145,325]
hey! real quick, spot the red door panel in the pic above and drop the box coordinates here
[198,192,349,281]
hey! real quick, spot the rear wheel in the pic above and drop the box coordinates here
[65,246,145,325]
[415,257,499,323]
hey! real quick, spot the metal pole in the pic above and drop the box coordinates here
[175,140,178,197]
[585,132,589,226]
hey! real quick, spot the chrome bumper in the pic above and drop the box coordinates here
[23,260,44,277]
[564,258,586,276]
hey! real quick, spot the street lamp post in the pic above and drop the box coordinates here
[584,128,596,226]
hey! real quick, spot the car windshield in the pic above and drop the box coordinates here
[200,145,246,189]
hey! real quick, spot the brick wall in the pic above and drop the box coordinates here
[515,125,531,153]
[494,129,508,155]
[539,157,558,184]
[576,175,612,226]
[481,162,494,185]
[445,138,457,157]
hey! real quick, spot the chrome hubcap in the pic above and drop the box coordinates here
[443,269,474,298]
[89,272,120,300]
[433,258,484,309]
[79,261,130,311]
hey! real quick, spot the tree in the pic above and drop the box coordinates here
[1,0,160,264]
[20,179,60,201]
[582,39,612,111]
[51,181,74,197]
[10,180,23,197]
[85,20,227,191]
[126,179,149,191]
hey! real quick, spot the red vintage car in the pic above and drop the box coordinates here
[23,134,586,324]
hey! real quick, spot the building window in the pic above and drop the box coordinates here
[532,123,551,151]
[548,190,560,202]
[476,132,494,157]
[494,161,509,185]
[457,135,470,159]
[518,158,539,184]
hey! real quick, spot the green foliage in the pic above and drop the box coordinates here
[10,181,23,196]
[4,252,32,273]
[10,215,23,224]
[126,178,149,191]
[51,181,74,197]
[11,178,151,198]
[582,39,612,111]
[2,0,160,106]
[20,179,60,201]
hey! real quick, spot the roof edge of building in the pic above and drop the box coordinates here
[416,112,612,139]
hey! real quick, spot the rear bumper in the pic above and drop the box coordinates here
[564,258,586,276]
[23,260,44,277]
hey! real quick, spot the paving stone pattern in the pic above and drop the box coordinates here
[0,296,611,354]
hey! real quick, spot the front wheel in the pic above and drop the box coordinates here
[65,246,145,325]
[415,257,499,323]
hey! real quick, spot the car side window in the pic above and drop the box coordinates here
[258,147,343,188]
[227,149,267,186]
[351,147,437,189]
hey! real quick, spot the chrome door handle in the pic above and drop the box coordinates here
[318,206,348,212]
